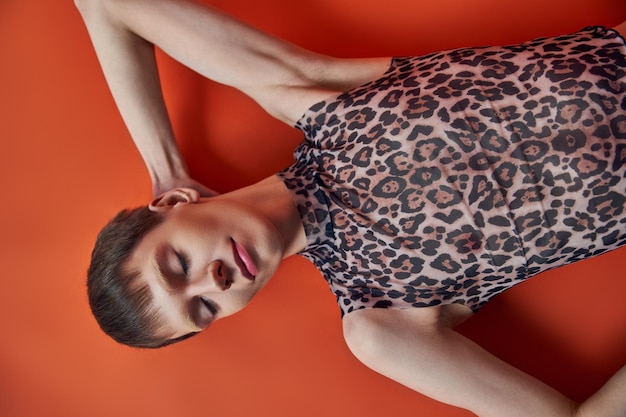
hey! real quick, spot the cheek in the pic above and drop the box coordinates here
[216,292,256,318]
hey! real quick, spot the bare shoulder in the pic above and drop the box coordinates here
[343,304,473,334]
[439,303,474,327]
[261,56,392,126]
[342,305,474,359]
[342,308,437,362]
[344,304,464,339]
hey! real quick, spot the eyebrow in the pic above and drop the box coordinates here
[152,248,172,291]
[152,246,204,332]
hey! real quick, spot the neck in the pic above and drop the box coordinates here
[210,175,306,258]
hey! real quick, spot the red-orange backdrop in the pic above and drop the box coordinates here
[1,0,625,416]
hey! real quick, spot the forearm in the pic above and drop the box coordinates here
[345,308,578,417]
[77,0,189,193]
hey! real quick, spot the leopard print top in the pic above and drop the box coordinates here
[277,26,626,315]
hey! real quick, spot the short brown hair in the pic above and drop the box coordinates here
[87,207,196,348]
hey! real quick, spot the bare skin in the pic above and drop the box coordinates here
[76,0,626,415]
[75,0,390,196]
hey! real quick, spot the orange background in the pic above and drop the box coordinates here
[1,0,625,416]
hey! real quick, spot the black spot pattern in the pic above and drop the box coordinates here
[277,27,626,315]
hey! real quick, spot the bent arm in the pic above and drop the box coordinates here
[75,0,313,195]
[343,308,621,417]
[77,0,190,196]
[76,0,389,195]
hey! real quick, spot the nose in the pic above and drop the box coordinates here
[192,260,231,293]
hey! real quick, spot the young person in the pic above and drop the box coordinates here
[77,0,626,415]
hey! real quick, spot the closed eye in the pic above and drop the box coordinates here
[175,251,189,276]
[200,297,219,316]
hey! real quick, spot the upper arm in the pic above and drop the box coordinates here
[343,308,577,417]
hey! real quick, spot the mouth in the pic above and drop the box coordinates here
[231,238,257,281]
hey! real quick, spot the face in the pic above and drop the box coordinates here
[124,198,285,339]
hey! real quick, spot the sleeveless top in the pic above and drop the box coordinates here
[276,26,626,315]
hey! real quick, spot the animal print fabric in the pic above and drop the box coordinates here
[277,27,626,315]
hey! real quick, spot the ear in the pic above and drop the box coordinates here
[148,188,201,213]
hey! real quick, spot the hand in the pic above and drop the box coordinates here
[152,176,219,198]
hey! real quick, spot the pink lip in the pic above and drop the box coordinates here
[232,239,258,280]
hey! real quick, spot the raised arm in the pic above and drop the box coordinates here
[75,0,389,195]
[343,307,625,417]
